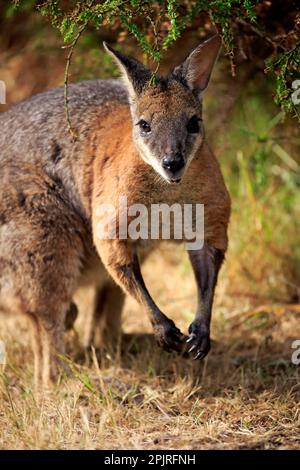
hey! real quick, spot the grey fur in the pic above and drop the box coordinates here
[0,79,127,219]
[0,79,128,384]
[0,37,227,385]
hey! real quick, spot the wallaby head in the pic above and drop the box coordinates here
[104,35,221,183]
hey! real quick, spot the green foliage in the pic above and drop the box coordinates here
[37,1,258,58]
[266,39,300,119]
[213,81,300,299]
[7,0,300,119]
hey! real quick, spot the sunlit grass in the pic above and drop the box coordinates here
[211,79,300,304]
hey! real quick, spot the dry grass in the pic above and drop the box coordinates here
[0,247,299,450]
[0,25,299,451]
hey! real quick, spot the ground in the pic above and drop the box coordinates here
[0,246,299,450]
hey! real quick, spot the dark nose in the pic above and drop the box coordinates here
[162,153,185,177]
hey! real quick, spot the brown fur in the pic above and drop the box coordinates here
[0,36,230,387]
[90,103,230,301]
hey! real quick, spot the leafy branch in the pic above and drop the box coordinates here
[9,0,299,121]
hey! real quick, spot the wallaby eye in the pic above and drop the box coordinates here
[187,115,200,134]
[138,119,151,133]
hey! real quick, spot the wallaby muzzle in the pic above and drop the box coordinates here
[162,152,185,182]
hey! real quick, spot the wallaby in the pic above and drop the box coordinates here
[0,35,230,387]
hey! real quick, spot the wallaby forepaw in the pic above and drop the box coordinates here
[187,321,211,360]
[153,319,184,353]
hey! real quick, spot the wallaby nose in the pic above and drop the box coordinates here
[162,153,185,178]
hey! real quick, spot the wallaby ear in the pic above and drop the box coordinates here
[103,42,151,100]
[172,35,222,96]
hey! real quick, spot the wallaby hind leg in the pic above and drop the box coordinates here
[29,315,43,386]
[40,314,67,387]
[84,282,125,349]
[28,305,69,388]
[0,174,86,387]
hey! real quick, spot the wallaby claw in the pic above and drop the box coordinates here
[187,321,211,361]
[153,319,184,354]
[186,334,196,344]
[188,344,197,353]
[193,351,206,361]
